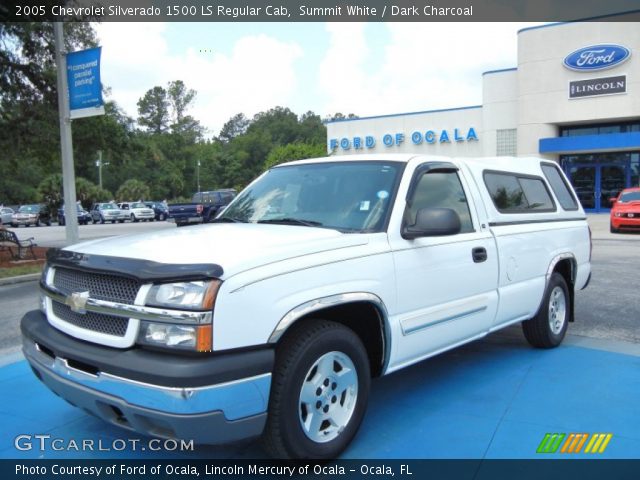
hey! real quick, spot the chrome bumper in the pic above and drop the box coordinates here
[23,336,270,420]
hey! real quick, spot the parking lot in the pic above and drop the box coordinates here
[0,215,639,459]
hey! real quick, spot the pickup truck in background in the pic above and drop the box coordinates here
[167,189,236,226]
[22,154,591,459]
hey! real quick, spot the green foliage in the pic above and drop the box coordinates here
[137,86,170,134]
[115,179,151,202]
[37,174,111,212]
[265,143,327,170]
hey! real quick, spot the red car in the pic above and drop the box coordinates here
[610,187,640,233]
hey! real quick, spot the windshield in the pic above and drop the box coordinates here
[131,202,146,208]
[619,191,640,203]
[19,205,38,213]
[220,161,404,232]
[101,203,116,210]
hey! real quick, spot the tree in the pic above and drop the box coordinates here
[37,174,110,212]
[137,86,170,134]
[324,112,359,122]
[218,113,249,143]
[167,80,196,125]
[0,22,97,204]
[116,179,151,202]
[264,143,327,170]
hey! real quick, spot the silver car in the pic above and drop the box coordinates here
[90,203,123,224]
[0,207,14,225]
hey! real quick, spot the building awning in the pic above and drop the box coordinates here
[539,132,640,154]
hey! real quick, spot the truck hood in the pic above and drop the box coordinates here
[64,224,370,279]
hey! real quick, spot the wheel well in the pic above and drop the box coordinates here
[553,258,575,322]
[277,301,386,377]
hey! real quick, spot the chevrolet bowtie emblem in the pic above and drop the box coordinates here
[65,291,90,314]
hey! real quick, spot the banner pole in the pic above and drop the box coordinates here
[54,22,79,245]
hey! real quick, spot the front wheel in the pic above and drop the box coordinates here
[522,272,570,348]
[261,320,370,459]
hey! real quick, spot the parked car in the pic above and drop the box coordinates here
[90,202,123,224]
[144,201,169,221]
[168,189,236,226]
[23,155,591,459]
[118,202,155,222]
[610,187,640,233]
[0,207,14,225]
[58,204,91,226]
[11,204,51,227]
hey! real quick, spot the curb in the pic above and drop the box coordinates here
[0,273,40,286]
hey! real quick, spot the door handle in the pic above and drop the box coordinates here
[472,247,487,263]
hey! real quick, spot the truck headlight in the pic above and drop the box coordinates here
[138,322,212,352]
[145,280,220,310]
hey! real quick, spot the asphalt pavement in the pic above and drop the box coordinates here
[4,219,174,248]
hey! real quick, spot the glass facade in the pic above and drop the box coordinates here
[561,152,640,211]
[560,121,640,137]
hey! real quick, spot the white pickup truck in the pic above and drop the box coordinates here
[22,154,591,459]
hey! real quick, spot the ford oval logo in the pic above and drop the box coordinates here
[563,44,630,71]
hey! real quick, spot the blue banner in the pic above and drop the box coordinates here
[66,47,104,117]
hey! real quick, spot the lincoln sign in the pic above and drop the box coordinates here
[569,75,626,99]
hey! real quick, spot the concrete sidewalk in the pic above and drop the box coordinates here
[1,331,638,460]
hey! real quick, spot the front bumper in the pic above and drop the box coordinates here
[611,215,640,230]
[21,310,273,444]
[12,217,36,225]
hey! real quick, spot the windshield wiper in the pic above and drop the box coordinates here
[258,218,323,227]
[211,217,246,223]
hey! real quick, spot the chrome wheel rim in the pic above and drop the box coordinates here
[548,286,567,335]
[298,351,358,443]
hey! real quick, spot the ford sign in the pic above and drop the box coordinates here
[563,44,630,71]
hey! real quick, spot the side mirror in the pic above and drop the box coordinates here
[402,207,461,239]
[609,197,617,205]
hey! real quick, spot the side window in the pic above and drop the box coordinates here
[541,163,579,210]
[406,171,474,233]
[484,172,555,213]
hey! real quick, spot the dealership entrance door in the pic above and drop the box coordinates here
[561,153,640,212]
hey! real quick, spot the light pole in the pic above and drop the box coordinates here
[96,150,109,189]
[197,159,201,193]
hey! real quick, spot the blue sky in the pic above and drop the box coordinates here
[95,22,542,136]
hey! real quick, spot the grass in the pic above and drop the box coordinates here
[0,263,43,279]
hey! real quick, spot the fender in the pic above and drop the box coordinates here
[539,253,577,322]
[267,292,392,373]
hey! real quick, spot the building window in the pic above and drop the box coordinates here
[560,121,640,137]
[496,129,517,156]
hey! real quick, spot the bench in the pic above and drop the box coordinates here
[0,229,37,260]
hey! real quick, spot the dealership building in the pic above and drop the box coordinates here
[326,19,639,212]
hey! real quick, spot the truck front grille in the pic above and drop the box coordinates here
[53,267,140,304]
[51,301,129,337]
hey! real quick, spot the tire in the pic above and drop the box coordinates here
[261,320,370,459]
[100,216,105,224]
[522,272,570,348]
[131,214,138,223]
[160,213,166,221]
[610,222,619,234]
[35,219,40,227]
[59,217,65,226]
[11,223,18,228]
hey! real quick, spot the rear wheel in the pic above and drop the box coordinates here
[522,272,570,348]
[261,320,370,459]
